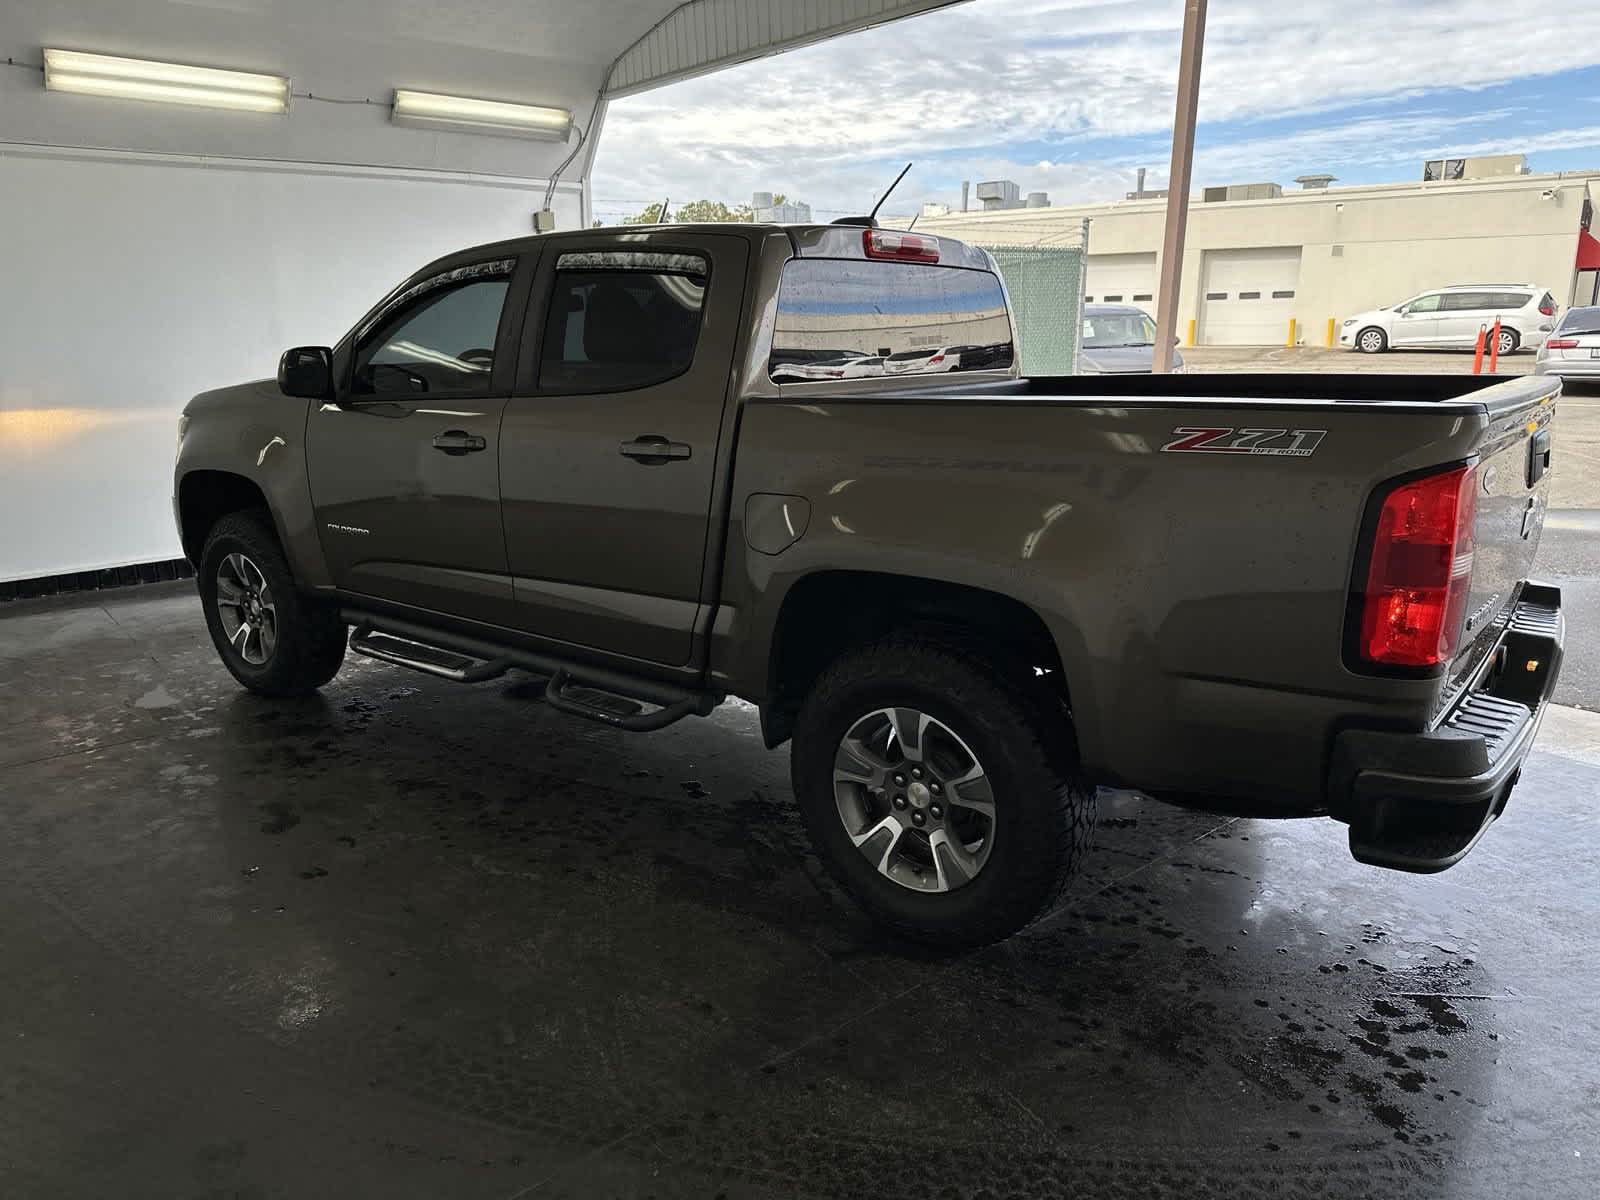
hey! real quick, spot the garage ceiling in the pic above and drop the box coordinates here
[1,0,969,180]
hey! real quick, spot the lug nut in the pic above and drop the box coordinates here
[911,811,926,826]
[911,767,923,780]
[930,781,942,795]
[893,773,906,787]
[893,795,907,809]
[930,804,943,819]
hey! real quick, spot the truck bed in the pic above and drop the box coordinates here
[723,372,1559,811]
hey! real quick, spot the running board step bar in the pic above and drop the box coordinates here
[545,669,717,732]
[349,627,510,683]
[341,609,722,732]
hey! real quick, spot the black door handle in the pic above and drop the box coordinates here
[432,430,487,455]
[618,436,692,463]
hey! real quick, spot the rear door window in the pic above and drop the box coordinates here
[1440,292,1495,311]
[770,259,1013,382]
[537,250,708,393]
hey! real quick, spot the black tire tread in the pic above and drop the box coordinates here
[793,634,1095,948]
[199,510,345,697]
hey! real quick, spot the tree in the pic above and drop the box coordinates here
[620,195,802,225]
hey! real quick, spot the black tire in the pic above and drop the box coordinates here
[1495,327,1519,357]
[1355,326,1387,354]
[792,635,1095,948]
[198,510,346,697]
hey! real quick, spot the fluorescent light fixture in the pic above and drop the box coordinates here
[43,48,289,113]
[392,89,571,141]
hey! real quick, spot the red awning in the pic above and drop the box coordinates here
[1579,229,1600,271]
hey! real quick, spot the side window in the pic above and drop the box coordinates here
[1405,293,1442,313]
[353,259,515,395]
[1441,291,1493,311]
[769,259,1013,381]
[537,250,708,392]
[1490,291,1532,310]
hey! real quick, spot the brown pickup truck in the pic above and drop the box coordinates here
[175,222,1565,947]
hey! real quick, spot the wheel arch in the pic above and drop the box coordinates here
[759,569,1075,750]
[176,469,278,563]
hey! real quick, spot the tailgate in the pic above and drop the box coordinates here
[1453,379,1558,673]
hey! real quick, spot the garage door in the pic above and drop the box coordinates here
[1199,247,1302,345]
[1085,252,1157,315]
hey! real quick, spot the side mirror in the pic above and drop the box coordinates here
[278,346,334,400]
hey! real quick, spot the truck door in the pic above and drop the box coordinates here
[498,235,748,666]
[305,253,533,626]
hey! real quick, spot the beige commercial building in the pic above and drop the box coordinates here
[921,156,1600,347]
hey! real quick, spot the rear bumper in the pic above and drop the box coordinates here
[1329,583,1564,873]
[1535,359,1600,378]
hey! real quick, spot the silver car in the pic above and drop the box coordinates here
[1533,305,1600,383]
[1078,304,1185,374]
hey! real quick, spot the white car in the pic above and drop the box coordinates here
[884,347,961,374]
[1340,284,1557,356]
[1533,305,1600,383]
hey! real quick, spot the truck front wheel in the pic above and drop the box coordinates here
[198,511,346,697]
[791,636,1095,948]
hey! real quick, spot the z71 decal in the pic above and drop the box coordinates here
[1160,427,1328,457]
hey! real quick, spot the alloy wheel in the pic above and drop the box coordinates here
[215,552,278,666]
[832,707,996,893]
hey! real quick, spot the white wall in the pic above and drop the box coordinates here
[0,146,578,581]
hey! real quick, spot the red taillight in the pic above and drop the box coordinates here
[1359,464,1477,668]
[1539,302,1555,316]
[1546,337,1578,349]
[863,228,939,263]
[927,352,945,364]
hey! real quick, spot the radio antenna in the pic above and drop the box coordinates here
[867,162,913,225]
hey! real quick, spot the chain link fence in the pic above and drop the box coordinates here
[978,242,1087,376]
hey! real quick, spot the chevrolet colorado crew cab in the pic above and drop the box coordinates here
[175,222,1565,947]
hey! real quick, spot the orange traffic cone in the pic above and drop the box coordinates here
[1472,325,1487,375]
[1487,319,1502,374]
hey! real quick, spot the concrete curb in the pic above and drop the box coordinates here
[1536,702,1600,768]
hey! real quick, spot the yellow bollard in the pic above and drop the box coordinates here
[1326,317,1335,348]
[1286,318,1297,348]
[1186,318,1196,347]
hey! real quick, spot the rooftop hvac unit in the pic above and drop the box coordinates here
[1026,191,1049,208]
[1202,182,1283,202]
[975,180,1022,210]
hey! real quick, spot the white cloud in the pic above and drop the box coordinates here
[590,0,1600,217]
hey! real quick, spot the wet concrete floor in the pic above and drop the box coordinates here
[2,582,1597,1198]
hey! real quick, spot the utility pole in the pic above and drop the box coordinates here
[1153,0,1207,373]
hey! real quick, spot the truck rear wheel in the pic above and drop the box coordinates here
[792,636,1095,948]
[198,511,346,697]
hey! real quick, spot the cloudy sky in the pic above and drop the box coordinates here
[589,0,1600,223]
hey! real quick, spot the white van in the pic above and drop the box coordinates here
[1340,285,1557,356]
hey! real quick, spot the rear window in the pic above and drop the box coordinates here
[769,259,1013,382]
[1490,291,1533,310]
[1559,306,1600,333]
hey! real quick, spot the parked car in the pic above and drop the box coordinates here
[1340,284,1557,355]
[1534,305,1600,383]
[1079,303,1185,373]
[884,346,960,373]
[175,222,1563,948]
